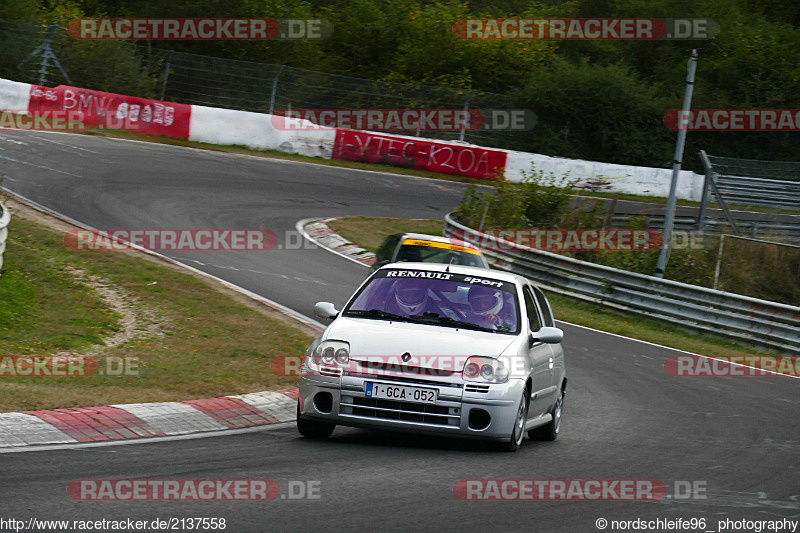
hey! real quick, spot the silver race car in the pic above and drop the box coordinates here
[297,262,566,451]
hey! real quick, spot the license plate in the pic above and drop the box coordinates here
[365,383,437,404]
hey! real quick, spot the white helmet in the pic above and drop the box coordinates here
[468,286,504,324]
[394,279,428,315]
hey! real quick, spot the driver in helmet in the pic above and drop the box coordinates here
[387,278,436,317]
[467,285,512,330]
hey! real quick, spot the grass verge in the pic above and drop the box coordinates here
[0,195,315,412]
[327,216,444,252]
[327,215,775,356]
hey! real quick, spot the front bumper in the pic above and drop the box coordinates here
[298,373,525,441]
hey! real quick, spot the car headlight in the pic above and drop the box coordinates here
[462,356,509,384]
[312,340,350,365]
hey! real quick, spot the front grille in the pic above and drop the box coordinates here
[465,384,490,393]
[353,396,449,415]
[347,372,460,389]
[340,395,460,426]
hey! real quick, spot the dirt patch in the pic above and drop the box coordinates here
[62,266,164,353]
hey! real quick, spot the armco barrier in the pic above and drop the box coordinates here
[27,84,193,138]
[0,79,31,113]
[0,202,9,277]
[188,105,335,158]
[331,129,507,180]
[0,75,707,199]
[504,149,705,201]
[444,214,800,354]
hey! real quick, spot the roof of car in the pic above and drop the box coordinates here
[376,261,527,285]
[397,232,482,251]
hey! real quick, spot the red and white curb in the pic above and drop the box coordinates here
[0,389,298,448]
[297,217,375,267]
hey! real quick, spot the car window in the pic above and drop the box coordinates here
[395,239,486,267]
[522,286,542,332]
[532,286,555,327]
[395,244,485,267]
[344,269,520,334]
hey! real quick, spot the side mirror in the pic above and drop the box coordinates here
[372,259,389,270]
[314,301,339,319]
[530,326,563,345]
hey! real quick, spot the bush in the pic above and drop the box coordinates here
[453,167,608,230]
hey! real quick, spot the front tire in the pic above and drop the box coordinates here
[497,387,529,452]
[296,402,335,440]
[530,387,563,441]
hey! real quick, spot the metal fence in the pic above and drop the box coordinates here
[0,18,518,148]
[698,151,800,224]
[0,202,9,278]
[444,214,800,354]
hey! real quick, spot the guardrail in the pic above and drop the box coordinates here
[713,174,800,211]
[0,201,9,278]
[443,214,800,354]
[610,213,800,241]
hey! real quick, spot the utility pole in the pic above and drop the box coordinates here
[655,49,699,278]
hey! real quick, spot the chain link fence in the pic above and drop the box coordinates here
[0,18,520,148]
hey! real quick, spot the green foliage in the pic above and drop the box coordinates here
[453,167,601,230]
[2,0,799,165]
[512,57,674,166]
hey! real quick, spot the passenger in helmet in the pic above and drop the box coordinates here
[467,285,510,329]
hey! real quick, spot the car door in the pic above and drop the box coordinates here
[533,285,564,397]
[523,285,554,417]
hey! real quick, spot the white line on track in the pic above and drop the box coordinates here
[0,153,82,177]
[24,133,104,154]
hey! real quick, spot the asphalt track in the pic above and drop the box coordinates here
[0,130,797,532]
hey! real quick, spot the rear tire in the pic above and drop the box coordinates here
[296,402,335,440]
[530,387,563,441]
[497,387,529,452]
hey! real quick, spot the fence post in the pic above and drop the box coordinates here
[697,150,712,231]
[269,65,286,115]
[707,177,741,236]
[712,234,726,290]
[0,201,10,280]
[159,50,174,101]
[459,90,476,142]
[655,49,699,278]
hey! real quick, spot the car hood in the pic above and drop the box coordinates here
[324,316,517,358]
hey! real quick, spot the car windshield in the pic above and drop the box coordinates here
[344,269,519,334]
[395,239,485,268]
